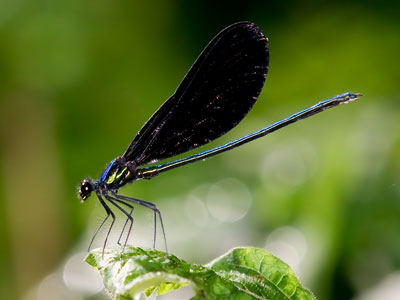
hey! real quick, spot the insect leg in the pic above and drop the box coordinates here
[93,191,115,258]
[111,192,168,254]
[104,194,134,251]
[113,200,134,246]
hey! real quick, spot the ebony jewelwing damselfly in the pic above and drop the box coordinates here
[78,21,361,255]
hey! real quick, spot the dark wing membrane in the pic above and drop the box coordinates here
[123,22,269,165]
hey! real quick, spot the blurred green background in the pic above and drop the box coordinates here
[0,0,399,299]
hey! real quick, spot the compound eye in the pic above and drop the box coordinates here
[78,179,93,201]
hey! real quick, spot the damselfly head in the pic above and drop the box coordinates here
[78,178,93,202]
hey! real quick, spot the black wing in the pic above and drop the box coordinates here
[123,22,269,165]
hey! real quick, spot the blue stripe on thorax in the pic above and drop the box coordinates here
[100,159,116,182]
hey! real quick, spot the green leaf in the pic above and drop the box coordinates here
[85,246,316,300]
[210,248,316,300]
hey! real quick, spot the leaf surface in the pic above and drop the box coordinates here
[86,246,316,300]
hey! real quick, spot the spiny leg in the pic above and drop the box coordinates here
[104,194,134,251]
[96,191,115,258]
[113,194,161,250]
[88,191,115,252]
[87,209,110,252]
[114,199,135,247]
[114,200,134,246]
[111,191,168,254]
